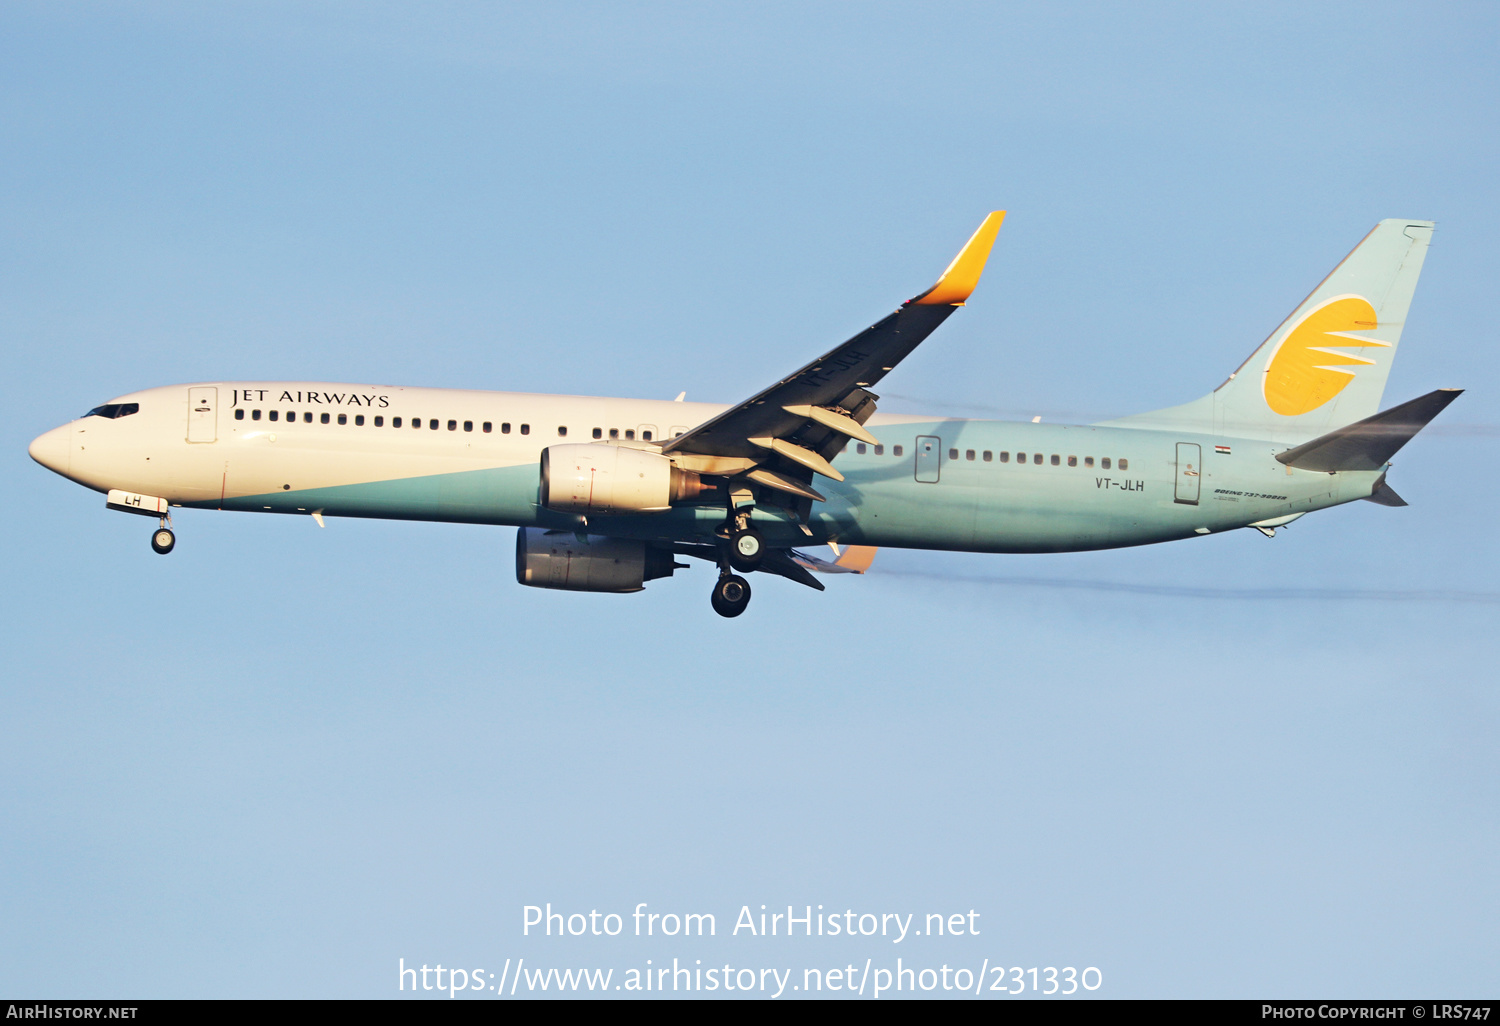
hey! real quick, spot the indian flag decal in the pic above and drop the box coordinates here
[1215,445,1232,454]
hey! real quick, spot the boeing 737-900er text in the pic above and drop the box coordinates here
[29,213,1460,616]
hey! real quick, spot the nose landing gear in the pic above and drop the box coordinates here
[151,514,175,555]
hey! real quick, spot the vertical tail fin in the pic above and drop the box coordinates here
[1102,219,1434,442]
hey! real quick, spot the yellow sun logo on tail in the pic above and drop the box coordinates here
[1263,295,1387,416]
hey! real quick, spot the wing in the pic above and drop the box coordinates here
[660,212,1005,505]
[792,545,878,574]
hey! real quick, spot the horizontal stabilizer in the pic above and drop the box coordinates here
[1275,389,1462,472]
[1363,473,1408,507]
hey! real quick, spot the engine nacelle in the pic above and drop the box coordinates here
[539,443,710,514]
[515,528,678,593]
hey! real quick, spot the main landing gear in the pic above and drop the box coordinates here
[151,515,175,555]
[726,523,765,573]
[711,572,752,618]
[710,509,760,617]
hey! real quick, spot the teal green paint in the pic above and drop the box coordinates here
[1099,220,1435,444]
[200,462,546,525]
[191,417,1383,553]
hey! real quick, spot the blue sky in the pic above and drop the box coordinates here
[3,1,1497,998]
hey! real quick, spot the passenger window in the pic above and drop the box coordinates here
[321,413,331,424]
[252,409,261,421]
[447,420,456,431]
[1101,457,1111,469]
[624,429,634,440]
[268,410,279,422]
[429,419,438,430]
[520,424,530,435]
[966,449,975,461]
[374,416,384,427]
[949,448,958,460]
[393,417,402,428]
[1034,453,1043,464]
[999,451,1008,462]
[874,444,884,455]
[502,423,511,434]
[1067,455,1076,467]
[338,414,348,425]
[558,425,567,436]
[1050,454,1059,466]
[642,430,652,441]
[592,428,602,439]
[1119,458,1129,470]
[983,451,992,462]
[483,422,492,433]
[1084,456,1093,467]
[235,409,244,420]
[893,445,903,457]
[356,415,365,426]
[856,443,867,454]
[303,412,312,423]
[413,417,422,429]
[609,428,619,439]
[464,421,473,432]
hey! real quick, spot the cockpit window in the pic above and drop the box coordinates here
[84,403,139,419]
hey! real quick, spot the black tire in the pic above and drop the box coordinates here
[726,524,765,573]
[710,574,752,618]
[151,528,176,555]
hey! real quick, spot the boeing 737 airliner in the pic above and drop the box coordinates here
[29,213,1459,616]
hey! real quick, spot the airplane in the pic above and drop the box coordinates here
[28,212,1460,617]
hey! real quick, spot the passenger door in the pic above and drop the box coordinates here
[187,387,217,443]
[1175,442,1201,504]
[915,435,941,483]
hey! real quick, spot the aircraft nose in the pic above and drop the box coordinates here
[29,424,71,476]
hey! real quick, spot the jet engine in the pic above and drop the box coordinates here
[539,443,711,514]
[515,528,679,593]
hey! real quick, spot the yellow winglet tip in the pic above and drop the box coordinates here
[913,210,1006,306]
[834,545,878,573]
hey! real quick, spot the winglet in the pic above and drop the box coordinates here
[833,545,877,573]
[912,211,1006,306]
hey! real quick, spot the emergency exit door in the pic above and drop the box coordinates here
[1174,442,1201,504]
[187,387,217,443]
[915,435,941,483]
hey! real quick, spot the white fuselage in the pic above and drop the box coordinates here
[30,381,1381,554]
